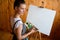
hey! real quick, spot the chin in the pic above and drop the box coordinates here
[21,14,23,15]
[21,13,24,15]
[19,12,24,15]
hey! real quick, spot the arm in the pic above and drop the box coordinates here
[15,24,35,40]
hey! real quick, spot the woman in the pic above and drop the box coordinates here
[11,0,37,40]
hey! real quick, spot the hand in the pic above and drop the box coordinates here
[30,27,37,34]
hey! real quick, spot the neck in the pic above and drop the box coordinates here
[14,13,20,18]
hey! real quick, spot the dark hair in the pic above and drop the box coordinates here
[14,0,25,9]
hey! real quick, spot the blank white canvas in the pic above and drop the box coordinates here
[26,5,56,36]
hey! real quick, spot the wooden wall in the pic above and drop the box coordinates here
[0,0,60,40]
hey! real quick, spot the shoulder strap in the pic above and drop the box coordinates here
[13,20,20,31]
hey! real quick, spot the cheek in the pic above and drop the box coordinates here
[20,9,24,12]
[18,9,24,13]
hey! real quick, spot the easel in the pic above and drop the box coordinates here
[39,32,42,40]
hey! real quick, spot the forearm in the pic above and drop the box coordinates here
[21,31,32,39]
[17,31,32,40]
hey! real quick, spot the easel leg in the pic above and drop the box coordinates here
[39,32,42,40]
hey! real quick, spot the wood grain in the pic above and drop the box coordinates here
[0,0,60,40]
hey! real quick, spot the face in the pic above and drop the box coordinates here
[15,4,26,15]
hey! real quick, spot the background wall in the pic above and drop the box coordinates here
[0,0,60,40]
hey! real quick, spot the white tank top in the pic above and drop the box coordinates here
[11,17,23,31]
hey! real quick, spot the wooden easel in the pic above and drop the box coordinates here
[39,32,42,40]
